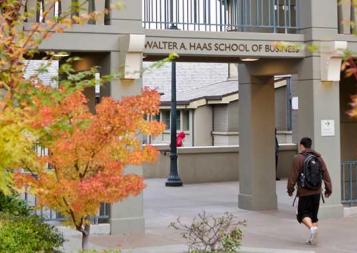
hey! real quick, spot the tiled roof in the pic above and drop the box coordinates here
[143,62,238,103]
[24,60,59,87]
[164,79,238,104]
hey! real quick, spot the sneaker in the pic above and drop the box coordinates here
[306,226,318,244]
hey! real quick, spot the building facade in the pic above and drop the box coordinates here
[26,0,357,233]
[144,62,293,146]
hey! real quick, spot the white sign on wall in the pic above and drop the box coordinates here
[292,97,299,110]
[321,120,335,137]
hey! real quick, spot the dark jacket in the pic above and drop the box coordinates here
[287,149,332,197]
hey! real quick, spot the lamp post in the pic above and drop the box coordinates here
[165,61,183,187]
[165,0,182,187]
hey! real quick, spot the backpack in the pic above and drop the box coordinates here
[298,153,323,190]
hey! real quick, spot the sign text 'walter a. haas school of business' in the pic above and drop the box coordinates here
[144,38,304,58]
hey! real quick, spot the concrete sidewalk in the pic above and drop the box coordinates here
[63,179,357,253]
[120,244,315,253]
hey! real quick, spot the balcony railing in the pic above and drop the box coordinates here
[19,145,110,223]
[341,160,357,206]
[143,0,299,33]
[24,0,110,25]
[23,190,110,223]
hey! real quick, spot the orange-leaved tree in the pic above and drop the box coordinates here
[1,0,166,248]
[0,0,119,192]
[15,87,165,249]
[342,57,357,117]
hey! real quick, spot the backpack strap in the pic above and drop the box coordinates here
[292,194,298,207]
[303,153,315,166]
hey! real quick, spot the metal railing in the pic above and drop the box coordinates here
[23,191,110,223]
[24,0,110,25]
[20,145,110,223]
[143,0,299,33]
[341,161,357,206]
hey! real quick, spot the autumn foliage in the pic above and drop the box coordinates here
[1,0,165,248]
[342,57,357,118]
[16,88,163,212]
[0,0,114,192]
[15,87,164,241]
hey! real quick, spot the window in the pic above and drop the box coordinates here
[176,110,181,130]
[286,78,292,131]
[182,110,190,131]
[153,114,160,122]
[161,110,170,130]
[54,1,60,18]
[160,110,190,131]
[95,73,100,104]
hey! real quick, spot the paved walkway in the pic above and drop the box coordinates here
[63,179,357,253]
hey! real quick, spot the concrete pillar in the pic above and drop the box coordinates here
[44,0,55,20]
[78,0,89,17]
[108,51,145,234]
[293,0,343,219]
[292,57,344,219]
[110,0,143,32]
[193,105,213,146]
[60,0,73,17]
[110,51,143,97]
[353,3,357,34]
[299,0,338,40]
[26,0,38,22]
[94,0,105,24]
[228,63,238,80]
[238,65,277,210]
[338,0,352,34]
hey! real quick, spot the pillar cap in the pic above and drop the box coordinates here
[320,41,348,82]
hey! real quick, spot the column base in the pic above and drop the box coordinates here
[238,193,277,210]
[110,216,145,235]
[318,203,344,219]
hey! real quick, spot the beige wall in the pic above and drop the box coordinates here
[193,105,213,146]
[151,132,192,146]
[212,132,239,145]
[228,100,239,131]
[144,144,297,183]
[213,105,229,131]
[340,75,357,161]
[275,86,289,130]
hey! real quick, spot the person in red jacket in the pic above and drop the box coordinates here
[176,131,186,147]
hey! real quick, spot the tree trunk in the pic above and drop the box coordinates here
[81,223,91,250]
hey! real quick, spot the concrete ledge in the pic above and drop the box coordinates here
[121,244,315,253]
[110,216,145,235]
[91,224,110,235]
[238,192,278,210]
[279,143,298,151]
[239,248,315,253]
[144,144,298,183]
[178,145,240,154]
[151,144,241,153]
[57,224,110,235]
[319,204,344,219]
[344,206,357,217]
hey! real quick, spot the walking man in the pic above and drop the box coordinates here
[287,137,332,244]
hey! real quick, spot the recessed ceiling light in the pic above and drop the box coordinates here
[53,52,70,58]
[241,58,259,62]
